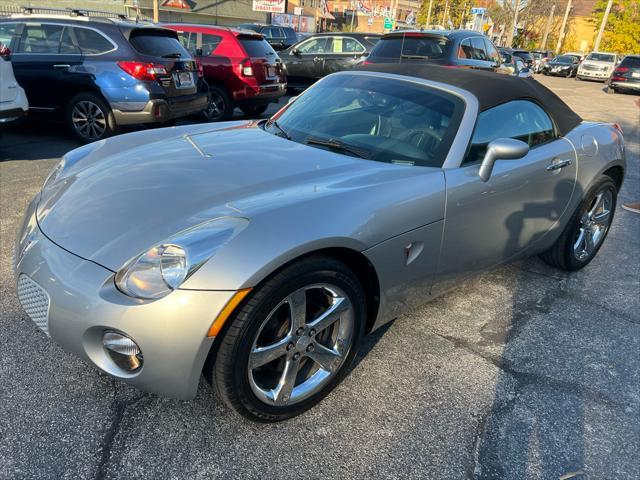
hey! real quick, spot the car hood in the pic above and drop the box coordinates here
[37,122,434,271]
[582,60,614,67]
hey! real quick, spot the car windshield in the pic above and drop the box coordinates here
[368,35,449,61]
[586,53,615,62]
[265,74,464,168]
[554,55,574,63]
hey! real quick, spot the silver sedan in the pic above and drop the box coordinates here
[15,66,625,422]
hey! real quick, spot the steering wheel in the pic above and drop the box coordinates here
[404,129,442,151]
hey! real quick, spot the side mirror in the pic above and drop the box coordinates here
[478,138,529,182]
[292,48,300,56]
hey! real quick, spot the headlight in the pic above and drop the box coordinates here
[115,217,248,299]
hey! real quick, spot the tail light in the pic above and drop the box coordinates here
[240,59,253,77]
[0,43,10,59]
[361,59,372,66]
[196,60,204,78]
[117,61,168,81]
[615,67,629,73]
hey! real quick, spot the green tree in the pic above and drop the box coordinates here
[591,0,640,54]
[418,0,471,29]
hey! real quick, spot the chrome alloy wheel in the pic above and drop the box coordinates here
[573,188,613,261]
[71,100,107,141]
[248,284,355,406]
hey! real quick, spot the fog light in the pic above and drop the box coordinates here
[102,331,143,372]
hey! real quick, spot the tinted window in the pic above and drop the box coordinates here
[239,37,276,57]
[341,37,365,53]
[513,51,533,62]
[458,38,473,59]
[264,27,284,39]
[363,36,380,47]
[586,52,615,62]
[0,22,16,48]
[620,56,640,68]
[176,31,194,53]
[369,35,449,61]
[201,33,222,56]
[296,37,331,54]
[17,23,64,54]
[283,27,297,40]
[268,74,464,168]
[464,100,555,164]
[74,27,113,54]
[484,39,500,64]
[129,29,190,57]
[59,27,80,54]
[471,37,487,60]
[554,55,576,64]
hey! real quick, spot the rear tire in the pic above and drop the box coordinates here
[202,85,234,122]
[539,176,617,271]
[210,256,366,422]
[240,104,269,117]
[66,92,118,143]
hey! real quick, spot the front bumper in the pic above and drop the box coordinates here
[0,106,27,129]
[112,93,209,126]
[577,70,611,81]
[14,197,235,400]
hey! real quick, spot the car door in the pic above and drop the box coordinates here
[12,22,83,112]
[322,36,367,76]
[433,100,577,293]
[283,36,331,83]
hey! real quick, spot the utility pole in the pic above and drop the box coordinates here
[593,0,613,51]
[441,0,449,26]
[350,0,356,31]
[426,0,433,29]
[541,4,556,49]
[506,0,520,48]
[152,0,159,23]
[555,0,572,53]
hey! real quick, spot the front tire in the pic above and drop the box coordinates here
[66,93,118,143]
[210,256,366,422]
[539,176,617,271]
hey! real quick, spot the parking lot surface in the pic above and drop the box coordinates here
[1,76,638,480]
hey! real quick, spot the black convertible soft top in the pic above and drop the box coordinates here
[354,64,583,136]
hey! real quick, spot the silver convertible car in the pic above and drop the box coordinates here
[15,65,625,421]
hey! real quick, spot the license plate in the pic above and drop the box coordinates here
[174,71,193,88]
[632,72,640,78]
[267,66,276,77]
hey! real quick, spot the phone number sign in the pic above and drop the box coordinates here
[252,0,286,13]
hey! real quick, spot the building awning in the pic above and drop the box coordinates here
[319,10,335,19]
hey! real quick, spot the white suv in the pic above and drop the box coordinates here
[577,52,619,82]
[0,42,28,136]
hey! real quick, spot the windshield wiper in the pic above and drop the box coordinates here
[267,119,291,140]
[305,137,371,159]
[162,52,182,58]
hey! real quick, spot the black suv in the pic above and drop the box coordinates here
[364,30,503,73]
[238,24,297,50]
[0,10,209,142]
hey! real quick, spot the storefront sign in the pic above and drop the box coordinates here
[252,0,286,13]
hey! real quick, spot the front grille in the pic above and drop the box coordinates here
[584,64,607,71]
[17,275,50,335]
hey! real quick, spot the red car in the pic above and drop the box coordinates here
[165,24,287,120]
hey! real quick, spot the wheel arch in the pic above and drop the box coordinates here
[202,246,381,383]
[602,165,624,192]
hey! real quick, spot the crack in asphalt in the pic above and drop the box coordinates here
[95,382,147,480]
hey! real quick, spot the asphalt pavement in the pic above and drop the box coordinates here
[0,76,638,480]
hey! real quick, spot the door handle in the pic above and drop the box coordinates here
[53,64,70,69]
[313,57,322,62]
[546,158,573,171]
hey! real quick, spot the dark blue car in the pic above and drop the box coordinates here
[0,10,209,142]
